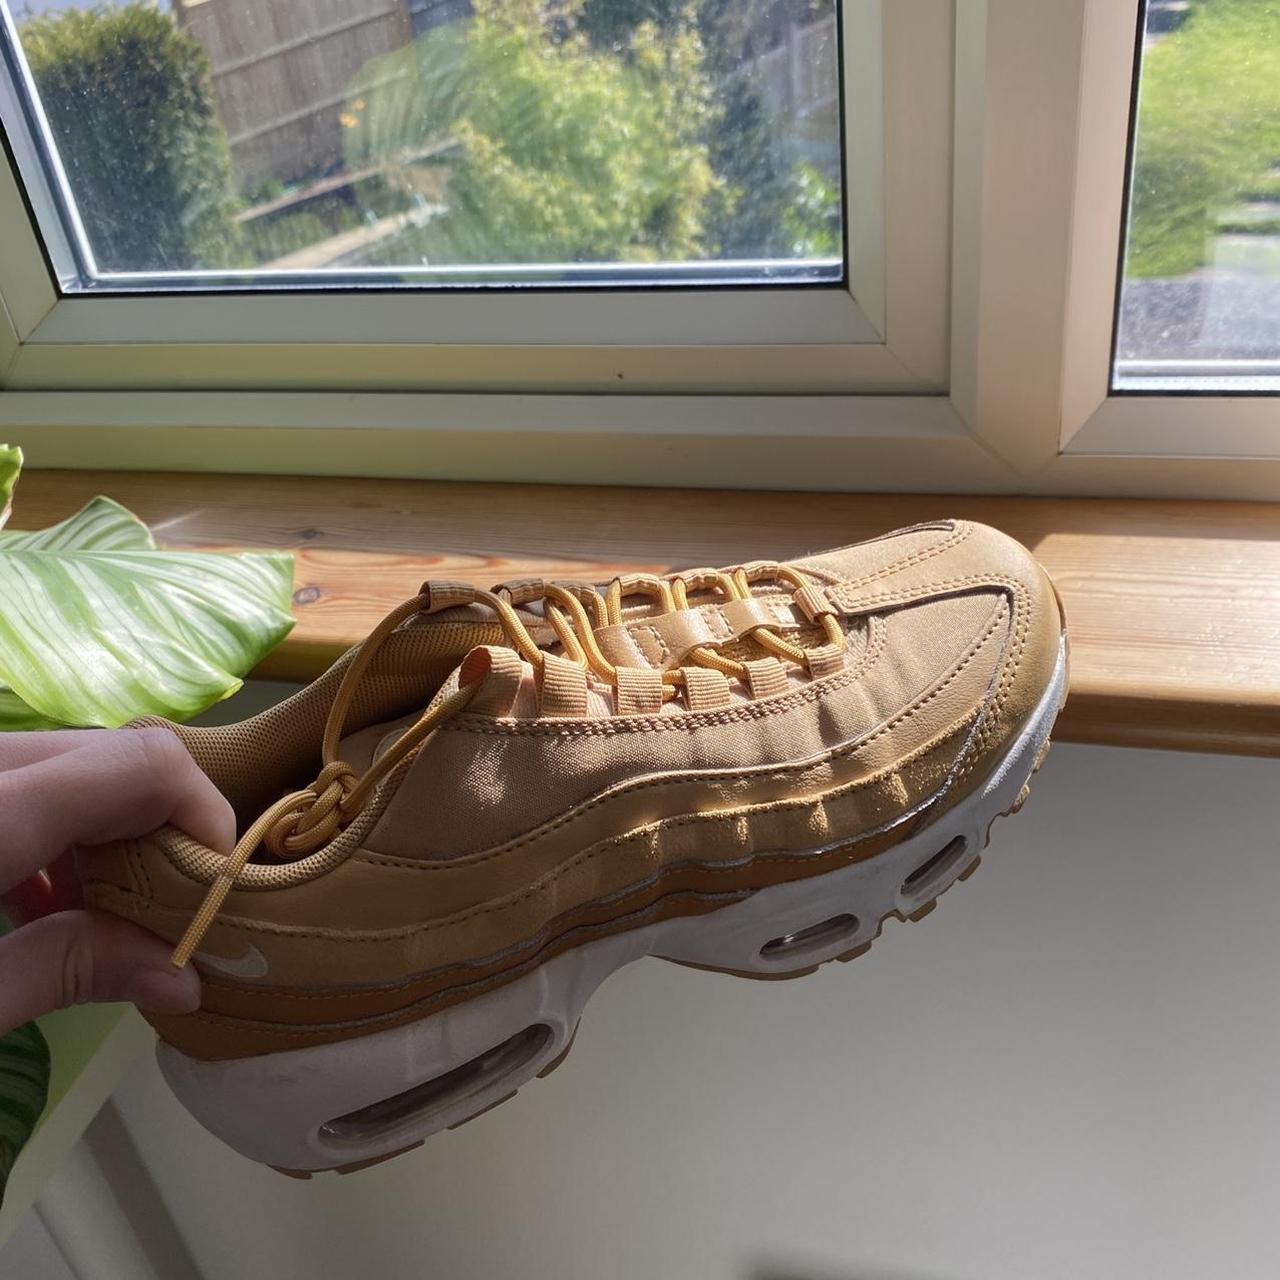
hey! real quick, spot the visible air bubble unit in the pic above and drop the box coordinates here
[899,836,969,903]
[759,913,860,961]
[319,1023,554,1145]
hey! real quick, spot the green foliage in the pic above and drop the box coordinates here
[578,0,837,258]
[243,211,333,264]
[579,0,688,50]
[0,448,294,729]
[0,1013,51,1205]
[21,3,243,272]
[0,445,20,523]
[346,0,719,264]
[1128,0,1280,278]
[783,162,841,257]
[240,176,413,267]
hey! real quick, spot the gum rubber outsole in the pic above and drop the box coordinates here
[168,636,1068,1178]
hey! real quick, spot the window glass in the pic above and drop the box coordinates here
[1115,0,1280,391]
[1,0,844,290]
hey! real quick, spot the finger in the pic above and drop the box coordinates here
[0,728,236,893]
[0,910,201,1037]
[0,729,127,772]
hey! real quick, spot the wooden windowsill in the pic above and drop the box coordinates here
[14,470,1280,757]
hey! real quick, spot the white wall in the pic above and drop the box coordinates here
[1,1210,75,1280]
[16,741,1280,1280]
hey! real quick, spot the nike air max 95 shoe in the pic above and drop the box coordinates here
[81,520,1066,1174]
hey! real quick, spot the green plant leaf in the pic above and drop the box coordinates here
[0,445,21,532]
[0,450,294,728]
[0,915,52,1205]
[0,688,61,732]
[0,548,294,729]
[0,1023,51,1204]
[0,494,157,722]
[0,495,155,552]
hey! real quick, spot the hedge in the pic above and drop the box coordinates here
[21,3,243,273]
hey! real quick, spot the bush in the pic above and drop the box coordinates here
[345,0,719,264]
[21,3,243,272]
[1128,0,1280,278]
[580,0,825,259]
[783,162,840,257]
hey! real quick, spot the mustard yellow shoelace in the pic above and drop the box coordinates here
[171,565,843,967]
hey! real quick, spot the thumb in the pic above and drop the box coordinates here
[0,910,201,1037]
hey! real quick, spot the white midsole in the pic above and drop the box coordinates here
[159,638,1068,1170]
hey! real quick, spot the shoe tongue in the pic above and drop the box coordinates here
[336,665,468,773]
[337,712,421,774]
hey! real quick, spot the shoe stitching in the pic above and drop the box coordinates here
[832,569,1023,613]
[100,605,1004,960]
[631,623,671,666]
[788,521,962,585]
[141,891,748,1042]
[440,611,890,738]
[84,706,979,966]
[822,521,971,589]
[355,613,1005,893]
[362,601,1006,870]
[963,581,1033,782]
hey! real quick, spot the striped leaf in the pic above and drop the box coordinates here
[0,449,294,728]
[0,494,155,552]
[0,547,295,728]
[0,1025,51,1200]
[0,918,51,1204]
[0,445,19,532]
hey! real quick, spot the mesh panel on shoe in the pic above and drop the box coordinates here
[138,618,504,827]
[157,741,424,889]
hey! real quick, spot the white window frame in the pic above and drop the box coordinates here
[0,1,950,390]
[0,0,1276,499]
[956,0,1280,498]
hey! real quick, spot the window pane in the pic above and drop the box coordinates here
[1115,0,1280,392]
[1,0,844,291]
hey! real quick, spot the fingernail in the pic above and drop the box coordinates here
[124,967,201,1014]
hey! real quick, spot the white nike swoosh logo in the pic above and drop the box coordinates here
[192,944,269,980]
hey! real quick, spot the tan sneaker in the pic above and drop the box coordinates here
[81,519,1066,1174]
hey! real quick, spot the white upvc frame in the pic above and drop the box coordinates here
[945,0,1280,498]
[0,0,953,397]
[0,0,1277,498]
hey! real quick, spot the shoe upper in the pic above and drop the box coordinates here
[79,519,1064,1060]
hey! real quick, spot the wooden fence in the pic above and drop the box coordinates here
[750,13,840,171]
[173,0,411,190]
[174,1,838,197]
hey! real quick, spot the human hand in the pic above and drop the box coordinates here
[0,729,235,1038]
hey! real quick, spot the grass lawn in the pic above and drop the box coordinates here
[1127,0,1280,279]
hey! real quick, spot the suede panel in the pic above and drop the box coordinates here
[78,518,1065,1062]
[365,590,999,860]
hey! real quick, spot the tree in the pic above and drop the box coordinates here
[691,0,792,259]
[346,0,719,265]
[20,4,243,273]
[580,0,838,259]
